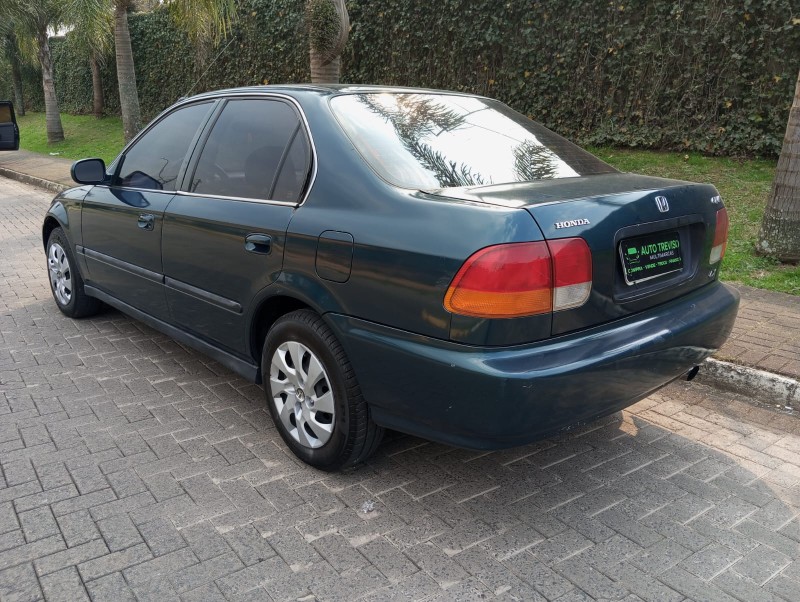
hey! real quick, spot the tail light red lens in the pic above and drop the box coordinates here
[444,242,553,318]
[710,207,729,264]
[444,238,592,319]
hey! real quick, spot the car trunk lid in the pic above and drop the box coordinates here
[434,173,725,336]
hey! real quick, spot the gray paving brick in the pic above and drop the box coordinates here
[96,514,142,552]
[714,569,785,602]
[221,524,276,566]
[734,518,800,557]
[122,547,198,587]
[732,544,791,585]
[170,551,244,593]
[0,534,66,571]
[180,521,231,562]
[0,502,19,535]
[57,510,102,548]
[78,543,152,581]
[85,570,137,601]
[39,566,90,602]
[18,505,59,542]
[406,541,469,587]
[658,566,738,602]
[215,555,290,597]
[629,538,692,575]
[34,538,109,576]
[51,489,117,517]
[137,517,185,557]
[0,562,44,602]
[764,573,800,601]
[597,508,664,547]
[364,570,440,602]
[602,562,684,602]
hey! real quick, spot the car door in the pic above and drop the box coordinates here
[0,101,19,151]
[81,101,216,320]
[162,96,312,354]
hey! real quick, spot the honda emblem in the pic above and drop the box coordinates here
[654,196,670,213]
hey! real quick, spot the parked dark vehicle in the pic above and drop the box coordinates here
[42,86,739,470]
[0,101,20,151]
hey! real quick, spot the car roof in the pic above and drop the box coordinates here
[186,84,490,102]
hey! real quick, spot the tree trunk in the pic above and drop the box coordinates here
[757,70,800,263]
[114,2,142,142]
[36,29,64,143]
[8,33,25,116]
[90,52,104,118]
[307,0,349,84]
[310,51,341,84]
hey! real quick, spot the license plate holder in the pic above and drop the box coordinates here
[620,230,683,285]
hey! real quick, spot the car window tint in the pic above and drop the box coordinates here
[271,128,311,203]
[189,99,301,200]
[331,93,617,190]
[117,102,212,191]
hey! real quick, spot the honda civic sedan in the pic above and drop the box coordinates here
[42,85,739,470]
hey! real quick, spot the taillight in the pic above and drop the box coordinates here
[710,207,729,264]
[548,238,592,311]
[443,238,592,319]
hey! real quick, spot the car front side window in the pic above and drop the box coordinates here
[116,102,213,191]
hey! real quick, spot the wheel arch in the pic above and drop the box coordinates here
[249,294,314,381]
[42,210,67,250]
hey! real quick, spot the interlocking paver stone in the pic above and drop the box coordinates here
[2,177,800,600]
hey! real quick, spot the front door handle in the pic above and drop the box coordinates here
[245,233,272,255]
[138,213,155,231]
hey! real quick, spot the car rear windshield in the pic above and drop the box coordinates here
[330,93,617,190]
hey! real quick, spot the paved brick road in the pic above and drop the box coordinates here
[3,177,800,601]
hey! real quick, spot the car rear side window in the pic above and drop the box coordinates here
[189,99,306,201]
[116,102,212,191]
[330,93,617,190]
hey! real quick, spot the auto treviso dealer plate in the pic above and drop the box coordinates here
[620,230,683,285]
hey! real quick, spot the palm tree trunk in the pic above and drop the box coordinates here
[36,29,64,143]
[114,1,142,142]
[310,51,341,83]
[757,70,800,263]
[8,32,25,116]
[90,52,104,118]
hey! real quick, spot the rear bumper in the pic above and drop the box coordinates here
[326,281,739,449]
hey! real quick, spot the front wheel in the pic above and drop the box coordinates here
[46,227,101,318]
[262,310,383,470]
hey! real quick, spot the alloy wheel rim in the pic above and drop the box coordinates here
[270,341,335,449]
[48,243,72,306]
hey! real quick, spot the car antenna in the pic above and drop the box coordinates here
[181,35,237,101]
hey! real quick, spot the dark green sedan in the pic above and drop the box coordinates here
[41,85,739,470]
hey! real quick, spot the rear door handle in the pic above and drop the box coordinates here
[137,213,155,231]
[245,233,272,255]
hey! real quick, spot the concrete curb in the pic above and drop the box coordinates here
[697,357,800,410]
[0,167,67,194]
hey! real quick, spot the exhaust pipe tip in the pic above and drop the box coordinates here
[685,365,700,382]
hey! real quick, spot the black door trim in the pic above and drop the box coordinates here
[165,276,243,314]
[83,247,164,284]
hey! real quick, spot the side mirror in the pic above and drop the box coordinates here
[71,158,107,185]
[0,101,19,151]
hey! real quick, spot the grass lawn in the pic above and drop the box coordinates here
[15,111,797,294]
[593,148,798,295]
[17,112,124,165]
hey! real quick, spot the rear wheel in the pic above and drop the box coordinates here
[46,228,101,318]
[262,310,383,470]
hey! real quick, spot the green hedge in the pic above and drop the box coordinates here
[1,0,797,156]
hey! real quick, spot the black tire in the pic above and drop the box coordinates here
[46,227,102,318]
[262,310,383,471]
